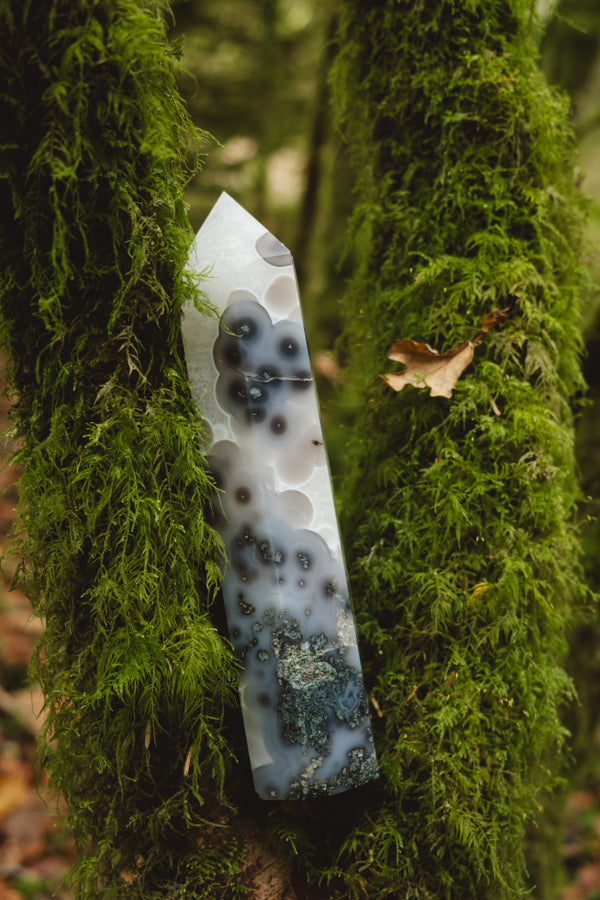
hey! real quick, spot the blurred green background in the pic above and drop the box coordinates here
[171,0,357,476]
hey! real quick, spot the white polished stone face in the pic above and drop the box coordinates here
[182,193,378,799]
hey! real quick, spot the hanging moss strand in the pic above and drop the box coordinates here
[0,1,242,896]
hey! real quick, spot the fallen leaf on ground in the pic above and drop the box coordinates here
[0,686,46,738]
[0,774,30,821]
[0,880,22,900]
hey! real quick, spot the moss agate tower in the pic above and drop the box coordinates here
[182,193,377,800]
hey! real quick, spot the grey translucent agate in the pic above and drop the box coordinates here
[182,193,378,800]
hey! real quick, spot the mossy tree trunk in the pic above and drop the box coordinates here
[319,0,588,897]
[0,1,242,896]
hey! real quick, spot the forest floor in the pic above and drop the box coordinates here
[562,785,600,900]
[0,445,76,900]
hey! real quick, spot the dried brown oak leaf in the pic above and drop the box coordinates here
[382,340,474,398]
[382,304,513,399]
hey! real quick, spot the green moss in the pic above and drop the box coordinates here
[283,0,588,897]
[0,1,242,895]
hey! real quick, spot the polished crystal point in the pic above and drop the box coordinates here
[182,192,378,800]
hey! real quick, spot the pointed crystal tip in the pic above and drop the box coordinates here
[255,231,293,267]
